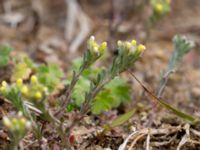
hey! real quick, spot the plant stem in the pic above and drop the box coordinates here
[55,64,87,118]
[157,70,174,98]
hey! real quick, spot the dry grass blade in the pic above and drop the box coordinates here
[118,130,138,150]
[190,128,200,137]
[128,133,146,150]
[146,129,151,150]
[177,124,190,150]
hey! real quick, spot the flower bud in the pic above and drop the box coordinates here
[43,87,48,94]
[31,75,38,84]
[155,3,163,14]
[2,81,7,87]
[136,44,146,54]
[137,44,146,53]
[3,117,11,128]
[12,118,18,125]
[16,78,23,88]
[131,40,137,46]
[98,42,107,55]
[87,36,96,50]
[117,40,122,47]
[125,42,131,49]
[34,91,42,100]
[21,85,29,96]
[20,117,27,125]
[129,47,136,55]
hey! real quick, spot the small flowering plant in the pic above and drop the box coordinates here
[80,39,145,114]
[3,112,31,149]
[56,37,145,117]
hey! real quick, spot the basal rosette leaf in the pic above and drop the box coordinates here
[36,64,64,92]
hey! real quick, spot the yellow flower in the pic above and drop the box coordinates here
[98,42,107,55]
[125,42,131,49]
[16,78,23,88]
[117,40,122,47]
[137,44,146,53]
[131,40,137,46]
[2,81,7,87]
[12,118,18,125]
[155,3,163,14]
[21,85,29,96]
[31,75,38,84]
[34,91,42,100]
[20,117,27,125]
[43,87,48,95]
[93,46,99,54]
[3,117,11,128]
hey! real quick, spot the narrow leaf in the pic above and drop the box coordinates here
[129,71,200,125]
[109,108,136,128]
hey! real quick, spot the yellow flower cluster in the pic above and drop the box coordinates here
[3,112,31,132]
[0,75,48,102]
[18,75,47,101]
[87,36,107,55]
[117,40,146,55]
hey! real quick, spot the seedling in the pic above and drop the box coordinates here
[158,35,195,97]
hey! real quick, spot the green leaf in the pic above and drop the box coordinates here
[0,45,12,67]
[70,58,131,114]
[129,71,200,125]
[72,76,90,106]
[91,90,115,115]
[37,64,64,92]
[109,108,136,128]
[157,97,200,125]
[106,77,131,107]
[11,55,33,81]
[11,63,32,81]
